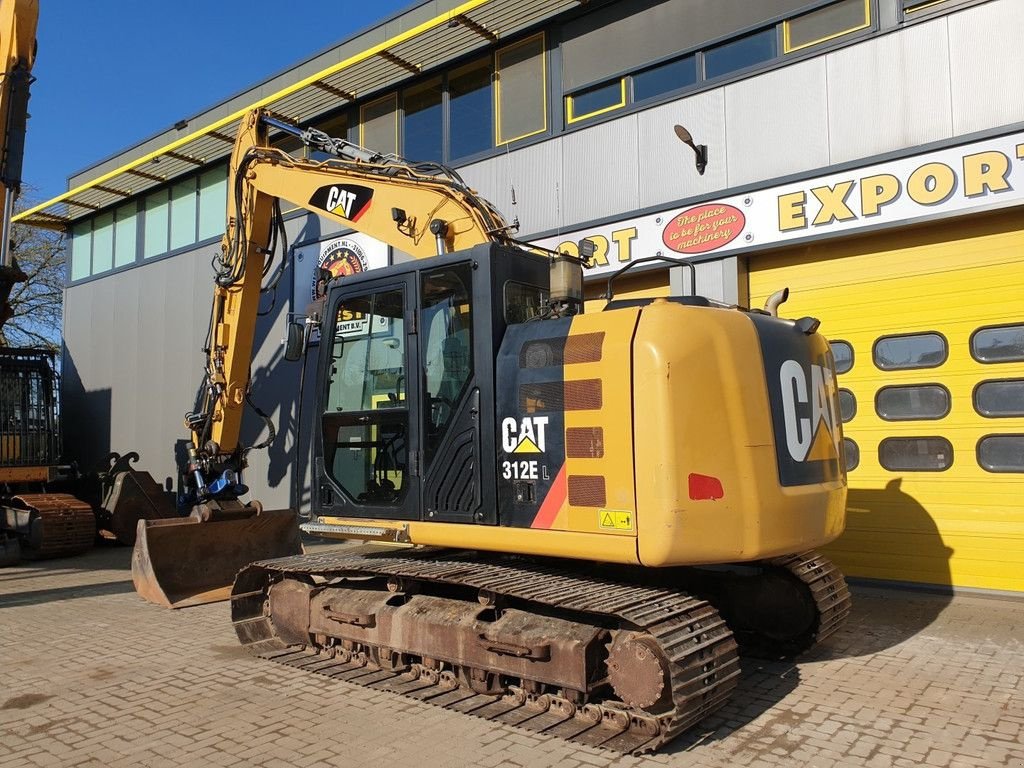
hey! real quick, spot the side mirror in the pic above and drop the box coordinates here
[283,321,305,362]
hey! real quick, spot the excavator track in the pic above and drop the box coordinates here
[232,549,741,754]
[7,493,95,559]
[767,550,852,652]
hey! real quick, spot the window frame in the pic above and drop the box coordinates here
[494,32,548,146]
[783,0,872,54]
[843,437,859,472]
[360,91,399,156]
[973,378,1024,418]
[872,331,949,371]
[830,340,855,374]
[878,436,954,472]
[566,77,626,124]
[838,387,857,422]
[970,323,1024,364]
[874,383,952,422]
[976,433,1024,474]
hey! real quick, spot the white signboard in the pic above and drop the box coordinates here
[292,233,389,341]
[292,233,389,310]
[534,132,1024,276]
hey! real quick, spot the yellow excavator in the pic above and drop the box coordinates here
[129,108,851,752]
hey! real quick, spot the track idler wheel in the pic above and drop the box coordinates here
[607,632,671,711]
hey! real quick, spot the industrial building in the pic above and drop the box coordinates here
[17,0,1023,594]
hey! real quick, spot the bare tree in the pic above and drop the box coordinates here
[0,199,65,350]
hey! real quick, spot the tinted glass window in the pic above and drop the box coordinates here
[974,379,1024,417]
[91,211,114,274]
[838,389,856,422]
[704,28,777,80]
[197,166,227,242]
[830,341,854,374]
[843,438,859,471]
[496,34,546,144]
[977,435,1024,473]
[143,188,169,259]
[873,333,947,370]
[879,437,953,471]
[876,385,950,421]
[113,203,137,268]
[421,265,473,465]
[309,112,349,162]
[322,287,408,506]
[169,178,197,251]
[404,78,443,163]
[449,59,492,161]
[633,55,697,102]
[785,0,870,52]
[361,94,398,156]
[569,80,623,121]
[70,221,91,280]
[971,324,1024,363]
[505,282,548,324]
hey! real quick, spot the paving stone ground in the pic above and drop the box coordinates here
[1,541,1021,768]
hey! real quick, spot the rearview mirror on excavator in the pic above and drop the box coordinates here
[283,321,305,362]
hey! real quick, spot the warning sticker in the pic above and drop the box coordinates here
[598,509,634,531]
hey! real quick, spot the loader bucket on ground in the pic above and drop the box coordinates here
[131,508,301,609]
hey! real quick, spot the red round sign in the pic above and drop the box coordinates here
[662,203,745,254]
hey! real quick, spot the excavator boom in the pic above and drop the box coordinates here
[132,109,513,607]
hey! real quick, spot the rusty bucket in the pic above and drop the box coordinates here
[132,507,302,609]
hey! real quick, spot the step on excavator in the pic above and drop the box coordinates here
[125,108,851,751]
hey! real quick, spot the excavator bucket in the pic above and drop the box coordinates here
[132,507,301,609]
[95,453,179,545]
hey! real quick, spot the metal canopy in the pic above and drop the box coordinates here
[16,0,579,230]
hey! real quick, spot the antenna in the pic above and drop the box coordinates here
[504,142,520,232]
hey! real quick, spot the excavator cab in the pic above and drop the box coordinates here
[308,243,549,531]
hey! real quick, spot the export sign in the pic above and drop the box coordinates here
[534,132,1024,276]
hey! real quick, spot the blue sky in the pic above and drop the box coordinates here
[21,0,412,204]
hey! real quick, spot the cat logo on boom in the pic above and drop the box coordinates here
[309,184,374,222]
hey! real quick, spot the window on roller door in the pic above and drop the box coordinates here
[869,331,955,473]
[970,322,1024,473]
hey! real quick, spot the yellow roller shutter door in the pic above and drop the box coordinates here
[749,211,1024,593]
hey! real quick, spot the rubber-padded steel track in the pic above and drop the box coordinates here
[764,550,851,656]
[232,549,741,754]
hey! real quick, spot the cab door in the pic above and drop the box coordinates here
[314,274,420,521]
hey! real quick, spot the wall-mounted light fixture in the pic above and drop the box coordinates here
[673,124,707,176]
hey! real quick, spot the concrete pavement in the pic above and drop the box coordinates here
[1,543,1021,768]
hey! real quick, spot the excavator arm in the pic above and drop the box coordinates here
[132,108,520,608]
[191,108,514,485]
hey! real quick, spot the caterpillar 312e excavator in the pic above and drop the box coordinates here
[131,108,851,752]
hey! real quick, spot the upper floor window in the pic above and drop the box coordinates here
[785,0,871,53]
[69,164,228,282]
[495,33,547,145]
[704,28,777,80]
[361,93,398,157]
[449,58,493,162]
[403,77,443,164]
